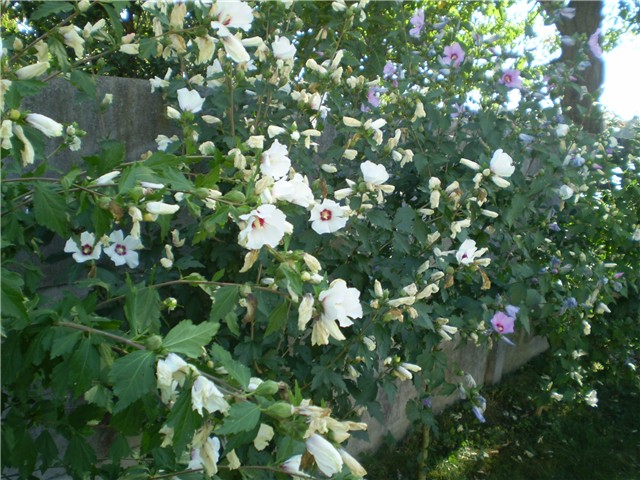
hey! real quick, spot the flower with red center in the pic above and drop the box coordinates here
[64,231,102,263]
[104,230,143,268]
[491,311,515,334]
[499,69,522,89]
[442,42,465,67]
[238,204,293,249]
[213,0,253,31]
[309,199,349,234]
[455,238,487,266]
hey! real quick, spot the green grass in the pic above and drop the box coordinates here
[363,354,640,480]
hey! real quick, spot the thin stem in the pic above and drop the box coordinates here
[58,321,146,350]
[42,50,115,82]
[227,73,236,138]
[1,177,60,184]
[9,11,80,64]
[95,278,284,310]
[418,424,431,480]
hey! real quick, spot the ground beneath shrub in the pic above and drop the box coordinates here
[362,354,640,480]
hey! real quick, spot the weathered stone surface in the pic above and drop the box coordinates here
[21,75,173,170]
[348,332,548,455]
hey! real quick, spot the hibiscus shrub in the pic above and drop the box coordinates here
[1,1,639,479]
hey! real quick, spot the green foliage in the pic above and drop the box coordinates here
[110,350,157,412]
[1,1,639,479]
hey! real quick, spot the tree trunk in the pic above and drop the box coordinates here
[555,1,604,133]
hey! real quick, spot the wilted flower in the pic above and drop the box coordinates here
[64,231,102,263]
[59,26,85,58]
[104,230,143,268]
[253,423,275,451]
[442,42,465,67]
[216,25,250,63]
[188,436,221,477]
[282,454,305,476]
[191,376,229,415]
[310,199,349,234]
[298,294,315,330]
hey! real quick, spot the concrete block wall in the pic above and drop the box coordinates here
[21,75,172,169]
[349,332,549,455]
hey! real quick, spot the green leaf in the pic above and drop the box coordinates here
[47,37,71,72]
[0,268,28,325]
[50,327,83,358]
[278,264,303,298]
[124,285,161,334]
[35,431,59,472]
[31,1,74,20]
[157,166,193,192]
[70,70,97,100]
[109,350,157,413]
[209,344,251,388]
[210,286,239,322]
[64,435,96,476]
[119,165,161,194]
[108,433,131,464]
[394,206,415,233]
[166,389,202,455]
[61,167,83,189]
[139,38,158,59]
[367,209,392,230]
[216,402,261,435]
[265,301,289,337]
[69,340,101,395]
[163,320,219,358]
[33,183,68,237]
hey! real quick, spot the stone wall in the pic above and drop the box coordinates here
[21,75,172,169]
[348,331,548,455]
[16,76,550,462]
